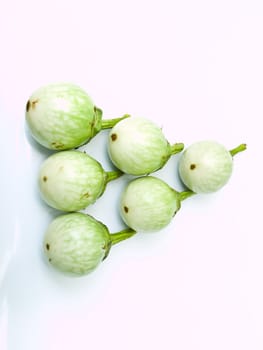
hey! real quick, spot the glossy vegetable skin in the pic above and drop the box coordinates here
[38,150,122,211]
[44,212,136,276]
[108,117,184,175]
[120,176,193,232]
[26,83,128,150]
[178,141,246,193]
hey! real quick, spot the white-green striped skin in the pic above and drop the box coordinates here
[108,117,171,175]
[178,141,233,193]
[120,176,181,232]
[38,151,107,211]
[44,213,111,276]
[26,83,102,150]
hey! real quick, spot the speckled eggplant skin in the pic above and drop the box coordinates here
[44,212,111,276]
[178,141,233,193]
[108,117,172,175]
[26,83,102,150]
[120,176,181,232]
[38,150,107,211]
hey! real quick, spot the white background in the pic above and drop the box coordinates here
[0,1,262,349]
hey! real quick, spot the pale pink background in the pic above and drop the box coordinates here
[0,1,262,349]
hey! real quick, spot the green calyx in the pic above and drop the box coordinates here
[89,106,103,139]
[91,110,130,139]
[158,142,184,171]
[98,169,124,201]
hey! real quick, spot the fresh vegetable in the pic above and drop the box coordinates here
[120,176,194,232]
[107,117,184,175]
[178,141,246,193]
[44,212,136,276]
[25,83,128,150]
[38,150,122,211]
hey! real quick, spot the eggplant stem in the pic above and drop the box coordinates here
[179,190,195,201]
[106,170,123,183]
[170,143,184,155]
[101,114,130,129]
[110,228,137,245]
[229,143,247,157]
